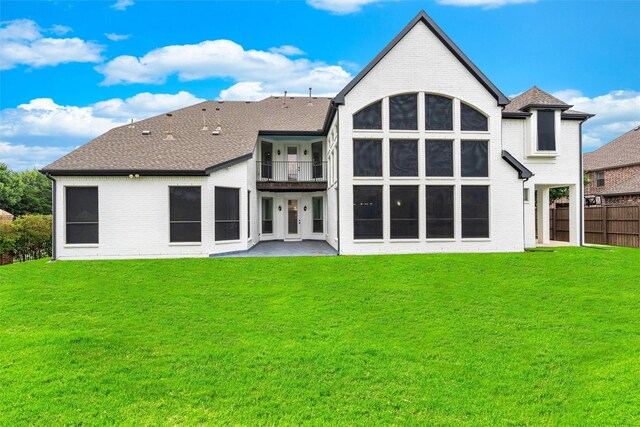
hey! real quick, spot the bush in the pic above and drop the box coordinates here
[0,214,52,262]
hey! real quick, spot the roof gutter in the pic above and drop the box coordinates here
[39,169,209,177]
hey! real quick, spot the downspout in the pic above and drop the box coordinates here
[579,120,584,246]
[45,173,57,261]
[335,106,341,255]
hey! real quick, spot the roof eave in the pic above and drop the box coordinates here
[521,103,573,112]
[40,168,209,177]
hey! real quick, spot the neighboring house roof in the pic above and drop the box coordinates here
[333,10,509,106]
[0,209,14,221]
[41,97,332,175]
[584,126,640,171]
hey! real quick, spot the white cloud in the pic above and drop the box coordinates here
[0,19,103,70]
[49,24,72,36]
[552,89,640,151]
[436,0,536,8]
[105,33,131,42]
[111,0,134,11]
[0,141,76,171]
[306,0,382,14]
[269,45,306,56]
[92,91,205,119]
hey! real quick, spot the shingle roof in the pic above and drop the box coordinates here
[0,209,14,221]
[42,96,332,175]
[503,86,572,113]
[584,126,640,171]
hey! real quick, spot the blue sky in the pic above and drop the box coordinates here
[1,0,639,170]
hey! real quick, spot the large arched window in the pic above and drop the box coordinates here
[353,100,382,130]
[460,103,488,131]
[425,94,453,131]
[389,93,418,130]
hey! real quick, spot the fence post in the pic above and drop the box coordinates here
[603,205,608,245]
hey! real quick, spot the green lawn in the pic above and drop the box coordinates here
[1,247,639,426]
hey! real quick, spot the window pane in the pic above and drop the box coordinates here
[461,103,488,131]
[426,186,454,238]
[312,197,323,233]
[390,186,419,239]
[390,140,418,176]
[425,140,453,177]
[215,187,239,221]
[425,95,453,130]
[170,187,201,222]
[66,223,98,244]
[261,141,273,179]
[461,141,488,177]
[537,110,556,151]
[353,101,382,130]
[389,94,418,130]
[462,186,489,238]
[170,223,201,243]
[216,222,240,241]
[353,139,382,177]
[353,186,383,239]
[66,187,98,223]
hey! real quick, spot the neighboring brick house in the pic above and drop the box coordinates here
[584,126,640,205]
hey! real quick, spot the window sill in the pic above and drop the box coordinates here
[353,129,383,132]
[390,238,420,243]
[354,239,384,243]
[425,238,456,242]
[461,238,491,242]
[528,151,558,158]
[460,176,490,180]
[64,244,99,248]
[425,176,455,179]
[169,242,202,246]
[461,130,490,134]
[215,239,242,245]
[424,130,454,133]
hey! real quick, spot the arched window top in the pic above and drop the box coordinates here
[425,94,453,131]
[353,100,382,130]
[389,93,418,130]
[460,102,488,131]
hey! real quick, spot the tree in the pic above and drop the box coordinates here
[0,163,51,216]
[0,163,24,211]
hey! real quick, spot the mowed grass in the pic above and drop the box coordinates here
[1,247,639,426]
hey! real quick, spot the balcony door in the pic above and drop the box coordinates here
[286,198,300,239]
[287,146,298,181]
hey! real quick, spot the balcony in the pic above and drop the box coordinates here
[256,161,327,192]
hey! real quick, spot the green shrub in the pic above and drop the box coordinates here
[0,214,52,262]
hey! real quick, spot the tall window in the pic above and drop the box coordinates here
[353,100,382,130]
[425,140,453,177]
[353,186,383,239]
[169,186,201,243]
[390,186,419,239]
[460,103,488,131]
[390,140,418,176]
[312,197,323,233]
[353,139,382,177]
[461,186,489,238]
[537,110,556,151]
[389,94,418,130]
[426,186,454,239]
[461,141,488,177]
[66,187,99,244]
[262,197,273,234]
[215,187,240,241]
[312,141,323,179]
[261,141,272,179]
[425,95,453,131]
[247,191,251,239]
[596,171,605,187]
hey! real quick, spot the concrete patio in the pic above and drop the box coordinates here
[210,240,338,258]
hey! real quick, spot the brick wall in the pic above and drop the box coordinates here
[585,164,640,196]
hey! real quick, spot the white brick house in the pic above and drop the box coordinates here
[42,10,592,260]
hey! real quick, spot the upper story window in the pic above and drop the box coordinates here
[596,171,605,187]
[425,94,453,131]
[389,94,418,130]
[353,100,382,130]
[460,103,488,132]
[537,110,556,151]
[390,139,418,176]
[353,139,382,177]
[66,186,99,244]
[461,140,488,177]
[169,186,201,243]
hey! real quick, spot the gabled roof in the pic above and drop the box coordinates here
[503,86,572,112]
[501,150,534,180]
[332,10,509,106]
[41,97,332,175]
[584,126,640,171]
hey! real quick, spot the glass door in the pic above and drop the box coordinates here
[287,146,298,181]
[287,199,300,239]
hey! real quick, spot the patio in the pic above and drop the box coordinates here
[210,241,338,258]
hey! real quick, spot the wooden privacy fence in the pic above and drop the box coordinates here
[550,208,570,242]
[584,205,640,248]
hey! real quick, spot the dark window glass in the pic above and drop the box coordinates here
[247,191,251,239]
[461,141,488,177]
[537,110,556,151]
[261,141,272,179]
[596,171,605,187]
[426,186,454,238]
[169,186,201,243]
[66,187,99,244]
[425,140,453,177]
[425,95,453,130]
[312,141,323,179]
[262,198,273,234]
[353,101,382,130]
[462,186,489,238]
[312,197,323,234]
[353,186,383,239]
[390,140,418,176]
[215,187,240,241]
[461,103,488,131]
[390,186,419,239]
[353,139,382,177]
[389,94,418,130]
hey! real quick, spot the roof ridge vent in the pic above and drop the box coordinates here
[142,130,151,136]
[163,113,175,141]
